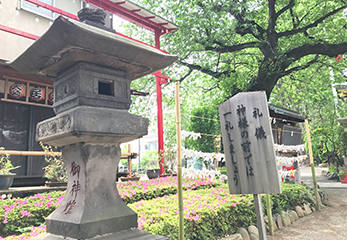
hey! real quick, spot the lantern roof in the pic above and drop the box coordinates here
[9,16,178,80]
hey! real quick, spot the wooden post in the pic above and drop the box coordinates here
[4,78,8,100]
[128,144,132,173]
[254,194,267,240]
[305,119,321,211]
[175,81,184,240]
[265,194,274,235]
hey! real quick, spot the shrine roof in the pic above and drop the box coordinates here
[268,104,305,123]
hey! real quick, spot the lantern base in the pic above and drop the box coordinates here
[45,143,138,239]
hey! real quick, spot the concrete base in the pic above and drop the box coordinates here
[33,229,169,240]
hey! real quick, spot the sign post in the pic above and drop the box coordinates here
[219,91,281,240]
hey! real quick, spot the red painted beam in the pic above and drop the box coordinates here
[1,2,170,54]
[0,24,39,40]
[114,32,169,54]
[87,0,177,34]
[154,29,165,177]
[152,72,170,81]
[24,0,79,20]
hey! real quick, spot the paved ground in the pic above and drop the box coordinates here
[268,166,347,240]
[300,166,347,189]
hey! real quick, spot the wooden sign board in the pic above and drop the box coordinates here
[219,91,281,195]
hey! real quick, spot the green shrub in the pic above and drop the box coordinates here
[0,177,218,237]
[0,191,63,237]
[265,184,316,214]
[129,186,255,240]
[119,177,220,204]
[0,180,315,239]
[130,184,316,240]
[328,164,336,173]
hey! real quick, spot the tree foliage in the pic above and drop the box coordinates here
[126,0,347,159]
[133,0,347,100]
[184,105,220,153]
[270,61,347,170]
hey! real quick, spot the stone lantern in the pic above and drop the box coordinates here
[10,8,177,240]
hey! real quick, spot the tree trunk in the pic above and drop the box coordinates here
[249,59,282,99]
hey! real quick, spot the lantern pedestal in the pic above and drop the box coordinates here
[45,143,136,239]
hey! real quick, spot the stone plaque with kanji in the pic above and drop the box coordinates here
[219,91,281,194]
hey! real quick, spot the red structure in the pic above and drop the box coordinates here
[0,24,39,40]
[0,0,178,176]
[342,173,347,184]
[281,165,295,182]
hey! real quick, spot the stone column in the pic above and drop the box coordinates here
[46,143,137,239]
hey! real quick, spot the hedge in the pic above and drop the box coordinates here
[129,184,316,240]
[0,181,315,239]
[0,177,218,237]
[119,176,220,204]
[268,183,316,214]
[0,192,63,238]
[129,186,256,240]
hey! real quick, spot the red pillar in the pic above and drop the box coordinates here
[155,30,165,176]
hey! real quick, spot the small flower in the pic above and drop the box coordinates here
[21,209,31,217]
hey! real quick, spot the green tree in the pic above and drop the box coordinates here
[185,106,220,153]
[270,62,347,171]
[126,0,347,168]
[141,151,158,169]
[132,0,347,100]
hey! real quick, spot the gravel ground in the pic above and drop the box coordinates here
[267,188,347,240]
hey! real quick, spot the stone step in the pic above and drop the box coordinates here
[33,229,169,240]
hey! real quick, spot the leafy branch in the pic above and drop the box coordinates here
[278,5,347,37]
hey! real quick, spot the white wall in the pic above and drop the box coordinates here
[0,0,82,62]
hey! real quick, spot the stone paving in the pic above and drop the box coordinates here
[300,166,347,189]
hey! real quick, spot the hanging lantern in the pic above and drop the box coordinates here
[48,91,54,104]
[30,86,45,102]
[9,82,25,99]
